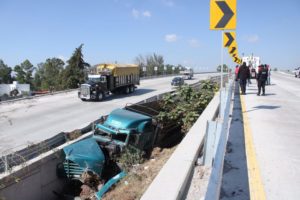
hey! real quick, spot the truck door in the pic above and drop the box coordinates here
[140,122,154,150]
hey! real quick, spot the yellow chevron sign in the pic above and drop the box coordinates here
[210,0,236,30]
[228,41,237,55]
[223,32,236,48]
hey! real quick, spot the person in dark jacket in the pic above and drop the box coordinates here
[237,62,250,95]
[257,64,268,96]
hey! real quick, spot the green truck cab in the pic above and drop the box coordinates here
[58,102,168,198]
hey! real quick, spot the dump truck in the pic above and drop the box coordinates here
[78,64,140,101]
[57,100,179,199]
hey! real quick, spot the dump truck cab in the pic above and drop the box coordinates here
[79,74,108,101]
[61,137,106,179]
[94,108,154,152]
[60,108,154,179]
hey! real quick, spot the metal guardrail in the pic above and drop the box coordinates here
[0,89,78,104]
[203,80,233,200]
[0,133,66,173]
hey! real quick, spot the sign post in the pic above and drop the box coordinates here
[210,0,236,118]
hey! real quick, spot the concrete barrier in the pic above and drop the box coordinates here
[141,80,233,200]
[141,92,220,200]
[0,132,93,200]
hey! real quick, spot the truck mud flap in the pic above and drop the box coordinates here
[95,171,126,199]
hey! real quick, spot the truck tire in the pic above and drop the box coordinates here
[130,85,134,93]
[98,92,104,101]
[125,87,130,94]
[81,98,86,101]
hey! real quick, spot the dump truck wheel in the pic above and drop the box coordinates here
[130,86,134,93]
[98,92,104,101]
[125,87,130,94]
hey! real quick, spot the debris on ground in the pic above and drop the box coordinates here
[102,147,176,200]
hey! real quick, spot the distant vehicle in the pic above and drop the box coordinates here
[293,67,300,78]
[242,56,260,79]
[78,64,140,101]
[179,68,194,80]
[171,77,184,86]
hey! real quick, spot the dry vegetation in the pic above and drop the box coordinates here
[102,147,176,200]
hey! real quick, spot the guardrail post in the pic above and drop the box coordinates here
[203,121,217,166]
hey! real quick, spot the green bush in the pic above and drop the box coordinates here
[117,145,145,172]
[157,80,218,133]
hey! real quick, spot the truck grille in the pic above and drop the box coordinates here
[63,160,85,179]
[80,85,90,96]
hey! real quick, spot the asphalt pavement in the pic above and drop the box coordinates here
[221,72,300,200]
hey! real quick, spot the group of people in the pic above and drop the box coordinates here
[235,62,269,96]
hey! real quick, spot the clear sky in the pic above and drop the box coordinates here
[1,0,299,71]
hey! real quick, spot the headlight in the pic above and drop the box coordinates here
[93,91,96,94]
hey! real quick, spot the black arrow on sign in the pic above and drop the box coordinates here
[225,32,234,47]
[230,47,236,54]
[215,1,234,29]
[234,57,238,62]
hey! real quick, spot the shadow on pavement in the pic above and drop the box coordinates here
[245,105,280,113]
[220,82,250,200]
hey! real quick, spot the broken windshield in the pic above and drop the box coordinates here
[94,129,128,143]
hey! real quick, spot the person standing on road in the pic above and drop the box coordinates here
[237,62,250,95]
[235,65,239,81]
[266,64,271,85]
[247,63,253,86]
[257,64,268,96]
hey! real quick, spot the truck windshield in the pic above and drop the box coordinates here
[88,77,101,82]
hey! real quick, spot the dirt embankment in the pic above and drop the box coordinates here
[102,147,176,200]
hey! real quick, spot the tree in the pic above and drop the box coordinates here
[135,53,165,76]
[0,59,12,83]
[134,54,146,77]
[14,65,26,83]
[62,44,90,89]
[21,60,35,84]
[14,59,35,85]
[165,64,174,75]
[217,64,229,72]
[33,63,44,90]
[34,58,65,90]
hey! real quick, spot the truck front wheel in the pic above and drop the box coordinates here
[98,92,104,101]
[125,87,130,94]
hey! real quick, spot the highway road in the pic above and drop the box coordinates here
[241,72,300,199]
[0,74,215,153]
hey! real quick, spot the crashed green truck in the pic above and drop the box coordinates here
[57,101,178,199]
